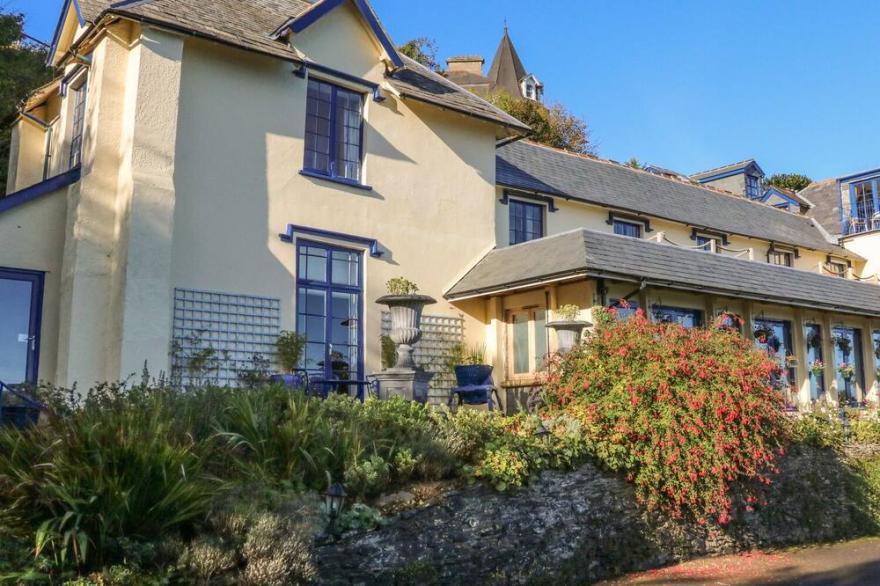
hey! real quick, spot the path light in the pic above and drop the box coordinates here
[535,421,552,440]
[324,482,347,537]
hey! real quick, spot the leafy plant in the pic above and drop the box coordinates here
[542,306,786,524]
[380,335,398,370]
[554,304,581,321]
[810,360,825,378]
[838,363,855,381]
[275,331,305,373]
[385,277,419,296]
[446,342,487,369]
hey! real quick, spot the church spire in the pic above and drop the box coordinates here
[487,25,528,97]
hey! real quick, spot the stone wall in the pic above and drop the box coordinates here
[315,445,874,585]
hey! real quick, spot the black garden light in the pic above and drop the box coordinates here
[324,482,347,536]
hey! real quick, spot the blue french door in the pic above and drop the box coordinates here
[296,241,363,384]
[0,269,44,385]
[832,327,863,402]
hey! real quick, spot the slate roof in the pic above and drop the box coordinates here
[389,55,530,133]
[446,229,880,316]
[802,178,842,235]
[487,28,528,96]
[65,0,529,133]
[690,159,764,181]
[497,141,850,255]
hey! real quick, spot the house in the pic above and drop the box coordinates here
[2,0,880,410]
[444,26,543,102]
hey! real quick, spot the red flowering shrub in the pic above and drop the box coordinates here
[542,306,787,523]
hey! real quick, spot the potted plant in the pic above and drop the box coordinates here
[810,360,825,378]
[753,325,772,343]
[270,330,306,388]
[376,278,436,370]
[448,342,492,387]
[547,304,591,354]
[835,336,852,355]
[838,362,855,381]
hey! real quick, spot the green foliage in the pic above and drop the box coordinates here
[487,91,594,154]
[385,277,420,296]
[380,334,398,369]
[554,304,581,321]
[626,157,644,169]
[446,342,487,368]
[788,411,844,449]
[767,173,812,193]
[542,306,787,523]
[397,37,441,71]
[0,11,54,194]
[335,503,387,532]
[275,330,305,373]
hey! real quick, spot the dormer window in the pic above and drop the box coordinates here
[769,245,796,267]
[745,174,761,200]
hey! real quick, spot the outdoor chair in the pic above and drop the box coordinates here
[0,380,43,428]
[448,374,500,411]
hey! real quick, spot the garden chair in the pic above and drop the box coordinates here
[448,373,500,412]
[0,380,43,428]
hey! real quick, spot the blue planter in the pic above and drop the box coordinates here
[454,365,493,387]
[270,372,307,389]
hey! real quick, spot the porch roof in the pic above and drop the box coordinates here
[445,228,880,317]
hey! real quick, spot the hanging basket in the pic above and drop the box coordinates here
[753,327,772,343]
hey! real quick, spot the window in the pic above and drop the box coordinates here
[613,219,642,238]
[754,319,796,398]
[770,250,793,267]
[296,242,363,385]
[508,308,548,376]
[651,305,702,328]
[509,200,544,244]
[304,79,364,183]
[68,78,88,169]
[805,324,824,401]
[695,234,720,253]
[745,174,761,199]
[832,327,864,403]
[826,261,847,278]
[609,299,639,320]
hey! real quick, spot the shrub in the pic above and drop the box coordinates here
[554,304,582,321]
[275,330,305,373]
[542,307,787,523]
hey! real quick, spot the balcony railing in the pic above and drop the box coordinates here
[842,214,880,236]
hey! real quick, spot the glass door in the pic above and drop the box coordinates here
[296,242,362,390]
[0,269,44,386]
[832,327,863,403]
[754,319,795,401]
[805,324,824,401]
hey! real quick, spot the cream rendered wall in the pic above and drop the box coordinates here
[843,233,880,281]
[0,191,68,383]
[169,5,497,378]
[8,119,47,193]
[495,189,847,276]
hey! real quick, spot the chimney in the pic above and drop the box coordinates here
[446,55,484,77]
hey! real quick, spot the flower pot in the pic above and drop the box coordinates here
[270,372,307,389]
[377,294,436,369]
[546,320,590,354]
[454,364,493,387]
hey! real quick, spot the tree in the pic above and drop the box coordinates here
[397,37,441,72]
[767,173,812,193]
[487,91,594,155]
[626,157,643,169]
[0,11,54,194]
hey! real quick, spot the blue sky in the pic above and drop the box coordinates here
[15,0,880,180]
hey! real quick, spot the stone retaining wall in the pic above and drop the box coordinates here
[315,445,874,584]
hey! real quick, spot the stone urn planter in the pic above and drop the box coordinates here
[546,320,590,354]
[376,294,436,369]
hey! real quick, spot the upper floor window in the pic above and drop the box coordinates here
[304,79,364,183]
[853,180,877,219]
[613,219,642,238]
[745,174,761,199]
[509,200,544,244]
[770,250,793,267]
[695,234,721,253]
[68,78,88,169]
[826,260,847,278]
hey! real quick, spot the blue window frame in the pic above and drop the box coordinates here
[806,324,824,401]
[296,241,363,386]
[68,78,88,169]
[695,234,720,252]
[0,268,44,385]
[745,174,761,199]
[304,79,364,183]
[509,199,544,244]
[613,219,642,238]
[754,319,797,399]
[651,305,702,328]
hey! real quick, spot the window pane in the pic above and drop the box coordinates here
[832,327,863,402]
[304,79,333,174]
[806,324,824,401]
[512,312,529,374]
[331,250,359,286]
[509,200,544,244]
[534,309,547,371]
[613,220,641,238]
[652,305,702,328]
[0,278,33,384]
[68,80,88,169]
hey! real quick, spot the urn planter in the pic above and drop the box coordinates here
[376,294,436,370]
[547,320,590,354]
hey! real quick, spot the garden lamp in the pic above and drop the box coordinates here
[325,482,347,533]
